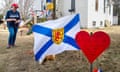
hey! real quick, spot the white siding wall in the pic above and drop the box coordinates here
[109,4,113,25]
[113,16,118,25]
[88,0,104,28]
[75,0,88,28]
[104,3,113,26]
[88,0,113,28]
[60,0,71,16]
[58,0,88,28]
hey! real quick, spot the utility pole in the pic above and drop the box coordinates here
[53,0,56,19]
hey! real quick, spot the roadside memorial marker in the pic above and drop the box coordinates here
[75,31,110,72]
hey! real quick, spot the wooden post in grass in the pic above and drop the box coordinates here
[34,15,37,24]
[53,0,56,19]
[90,32,93,72]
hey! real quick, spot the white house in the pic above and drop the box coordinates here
[56,0,113,28]
[32,0,113,28]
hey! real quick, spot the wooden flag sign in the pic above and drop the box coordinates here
[75,31,110,63]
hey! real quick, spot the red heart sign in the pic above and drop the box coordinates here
[75,31,110,63]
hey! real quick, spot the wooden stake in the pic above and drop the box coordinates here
[53,0,56,19]
[90,32,93,72]
[90,63,93,72]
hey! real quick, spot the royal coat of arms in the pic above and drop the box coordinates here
[52,28,64,44]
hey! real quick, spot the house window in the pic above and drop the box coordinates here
[71,0,75,12]
[93,21,96,26]
[104,0,106,13]
[113,5,118,16]
[95,0,98,11]
[100,21,103,26]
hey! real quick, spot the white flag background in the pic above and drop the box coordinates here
[32,14,80,63]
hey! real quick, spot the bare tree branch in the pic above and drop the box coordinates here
[18,0,34,20]
[2,0,15,15]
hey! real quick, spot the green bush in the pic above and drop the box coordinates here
[0,14,3,19]
[26,22,33,35]
[37,17,47,23]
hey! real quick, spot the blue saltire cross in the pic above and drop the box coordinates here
[32,14,80,61]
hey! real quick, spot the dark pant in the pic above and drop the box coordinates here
[7,25,18,45]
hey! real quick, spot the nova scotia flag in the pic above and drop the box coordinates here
[32,14,80,63]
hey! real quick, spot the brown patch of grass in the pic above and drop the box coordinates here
[0,26,120,72]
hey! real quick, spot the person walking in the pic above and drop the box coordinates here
[5,3,21,48]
